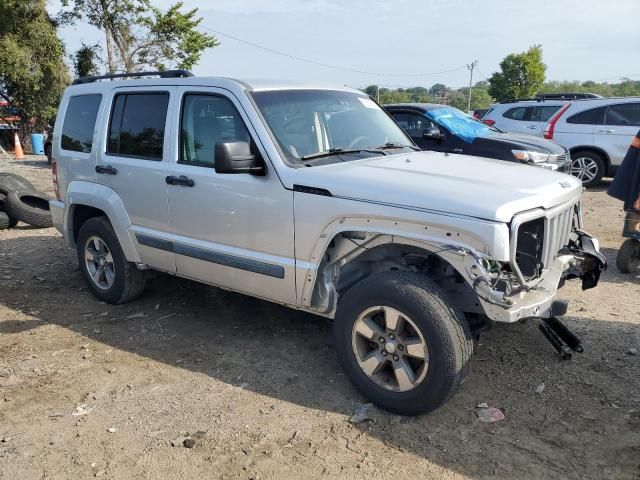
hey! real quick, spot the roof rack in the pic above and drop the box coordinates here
[498,98,547,104]
[536,92,602,100]
[72,69,194,85]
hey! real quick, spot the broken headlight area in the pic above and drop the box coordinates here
[561,230,607,290]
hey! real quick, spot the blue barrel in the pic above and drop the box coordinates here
[31,133,45,155]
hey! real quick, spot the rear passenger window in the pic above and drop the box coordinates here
[531,106,561,122]
[502,107,528,120]
[605,103,640,126]
[566,107,605,125]
[107,92,169,160]
[179,94,251,167]
[61,94,102,152]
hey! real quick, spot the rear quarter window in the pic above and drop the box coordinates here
[61,94,102,153]
[502,107,528,120]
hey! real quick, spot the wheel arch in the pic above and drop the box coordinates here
[64,181,141,263]
[303,229,495,318]
[569,145,611,170]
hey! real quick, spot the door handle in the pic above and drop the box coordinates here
[596,129,615,133]
[526,125,538,129]
[452,148,463,153]
[165,175,195,187]
[95,165,117,175]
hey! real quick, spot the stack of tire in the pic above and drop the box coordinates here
[0,173,53,230]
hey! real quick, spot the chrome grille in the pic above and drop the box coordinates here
[510,201,577,284]
[541,205,573,269]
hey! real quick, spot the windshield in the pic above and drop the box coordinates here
[251,89,413,163]
[426,107,494,143]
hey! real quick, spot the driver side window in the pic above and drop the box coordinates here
[180,94,251,167]
[392,112,437,139]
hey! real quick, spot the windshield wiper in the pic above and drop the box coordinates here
[374,142,420,151]
[301,147,387,161]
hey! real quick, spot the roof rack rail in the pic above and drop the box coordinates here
[72,69,194,85]
[498,98,545,104]
[536,92,602,100]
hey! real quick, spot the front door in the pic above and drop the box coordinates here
[391,111,453,152]
[165,87,296,304]
[97,87,176,273]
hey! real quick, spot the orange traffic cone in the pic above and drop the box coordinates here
[13,132,25,160]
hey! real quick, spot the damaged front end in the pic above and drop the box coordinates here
[472,201,606,323]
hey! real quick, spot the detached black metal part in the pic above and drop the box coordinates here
[538,315,584,360]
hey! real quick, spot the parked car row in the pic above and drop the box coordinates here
[49,71,606,415]
[480,96,640,186]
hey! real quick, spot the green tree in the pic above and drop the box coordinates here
[0,0,70,130]
[429,83,447,96]
[61,0,219,73]
[488,45,546,101]
[460,87,493,111]
[73,42,102,77]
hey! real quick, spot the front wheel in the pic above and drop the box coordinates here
[77,216,146,304]
[333,271,473,415]
[616,239,640,273]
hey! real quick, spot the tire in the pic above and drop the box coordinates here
[44,143,52,165]
[5,190,53,228]
[570,150,605,187]
[0,173,35,195]
[333,271,473,416]
[616,239,640,274]
[0,211,11,230]
[0,193,18,228]
[77,216,146,304]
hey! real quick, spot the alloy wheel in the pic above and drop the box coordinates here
[570,156,599,183]
[351,306,429,392]
[84,236,115,290]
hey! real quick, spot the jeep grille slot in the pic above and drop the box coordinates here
[515,218,545,281]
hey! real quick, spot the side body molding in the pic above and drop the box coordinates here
[64,181,141,263]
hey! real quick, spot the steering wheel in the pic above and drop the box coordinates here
[348,136,371,148]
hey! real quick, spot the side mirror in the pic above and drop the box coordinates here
[214,141,265,175]
[422,127,444,140]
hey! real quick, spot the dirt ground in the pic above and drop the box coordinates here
[1,156,639,480]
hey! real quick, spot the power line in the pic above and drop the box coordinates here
[199,25,468,78]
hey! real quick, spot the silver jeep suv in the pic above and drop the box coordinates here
[49,71,606,415]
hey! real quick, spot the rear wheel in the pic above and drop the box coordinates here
[77,216,146,304]
[333,271,473,415]
[570,150,605,187]
[616,239,640,274]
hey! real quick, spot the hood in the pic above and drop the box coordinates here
[291,150,581,223]
[484,131,566,155]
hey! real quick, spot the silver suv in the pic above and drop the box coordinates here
[543,97,640,186]
[49,71,605,415]
[482,100,567,136]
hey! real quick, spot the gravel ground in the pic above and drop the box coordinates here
[0,155,639,480]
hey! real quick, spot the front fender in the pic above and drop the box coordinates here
[64,181,141,263]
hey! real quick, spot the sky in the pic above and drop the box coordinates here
[52,0,640,89]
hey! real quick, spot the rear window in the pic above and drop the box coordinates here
[503,107,527,120]
[604,103,640,126]
[61,94,102,153]
[566,106,606,125]
[107,92,169,160]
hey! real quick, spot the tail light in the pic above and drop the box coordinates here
[51,160,61,201]
[543,104,571,139]
[483,119,495,126]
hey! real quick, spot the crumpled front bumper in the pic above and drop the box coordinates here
[479,230,606,323]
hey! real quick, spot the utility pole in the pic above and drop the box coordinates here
[466,60,478,113]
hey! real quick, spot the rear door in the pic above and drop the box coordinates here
[527,105,563,136]
[596,102,640,166]
[97,87,175,272]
